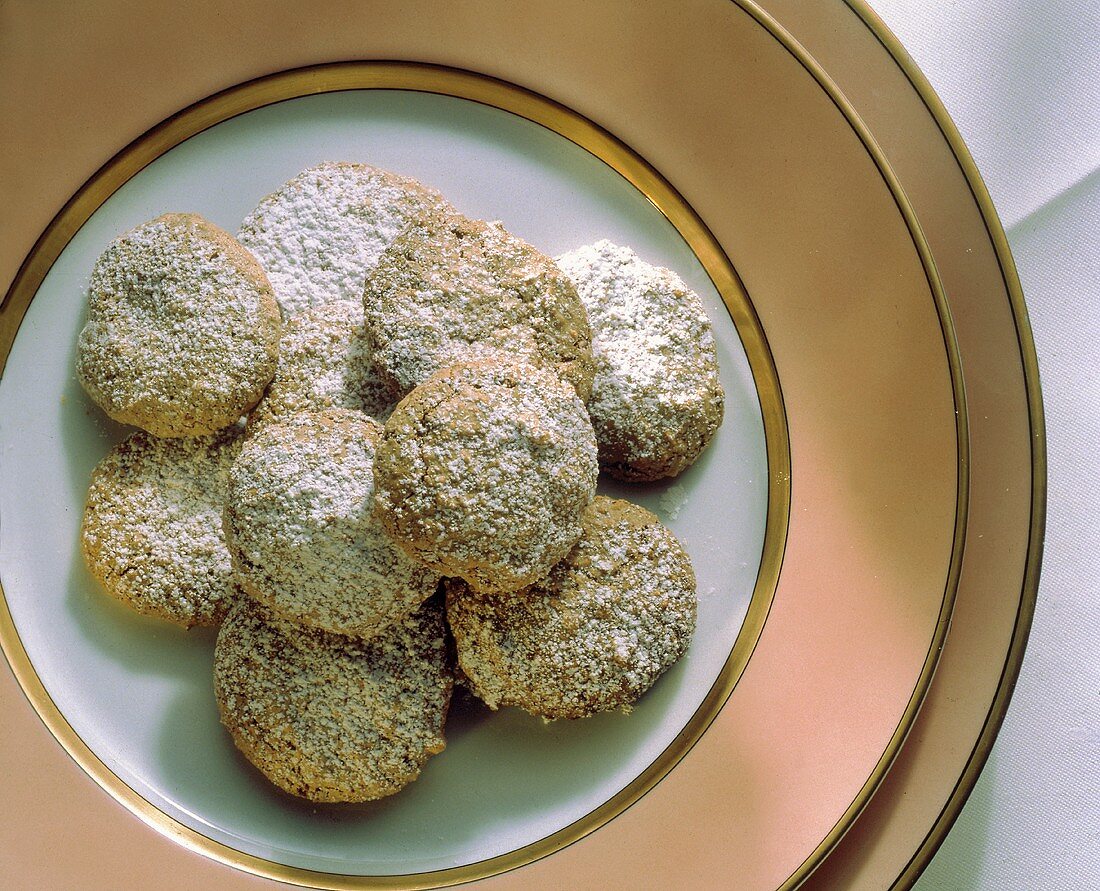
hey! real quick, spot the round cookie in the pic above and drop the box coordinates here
[81,426,243,628]
[446,496,697,719]
[224,408,439,639]
[238,162,449,316]
[555,240,725,481]
[214,597,452,802]
[373,357,598,594]
[363,207,595,401]
[77,213,281,438]
[248,299,394,429]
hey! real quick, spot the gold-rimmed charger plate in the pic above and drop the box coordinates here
[765,2,1044,886]
[0,2,978,888]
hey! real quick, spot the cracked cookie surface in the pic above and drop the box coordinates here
[224,408,439,639]
[446,496,697,719]
[214,597,452,802]
[364,208,595,401]
[81,426,243,628]
[77,213,281,437]
[373,357,598,594]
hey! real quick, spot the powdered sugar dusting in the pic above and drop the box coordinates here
[224,408,440,639]
[238,162,448,315]
[81,426,244,628]
[76,213,281,437]
[555,240,724,481]
[213,597,452,802]
[374,357,598,594]
[658,483,689,520]
[250,299,395,427]
[446,496,697,719]
[364,209,594,400]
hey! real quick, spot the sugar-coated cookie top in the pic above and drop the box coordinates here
[238,162,448,315]
[556,240,724,481]
[446,496,697,719]
[373,356,599,594]
[364,208,595,401]
[248,299,395,428]
[214,597,452,802]
[224,408,439,639]
[81,426,243,628]
[77,213,281,438]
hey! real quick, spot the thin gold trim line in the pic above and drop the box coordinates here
[728,2,971,889]
[0,62,790,889]
[840,3,1046,888]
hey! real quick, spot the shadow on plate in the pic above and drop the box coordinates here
[147,636,694,872]
[65,542,219,680]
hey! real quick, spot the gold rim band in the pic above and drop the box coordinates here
[840,3,1046,888]
[0,62,792,888]
[728,2,969,888]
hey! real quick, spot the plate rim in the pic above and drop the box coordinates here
[0,60,795,888]
[0,5,974,883]
[729,3,970,886]
[840,2,1046,886]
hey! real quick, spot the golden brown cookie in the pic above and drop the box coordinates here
[556,240,724,481]
[76,213,281,438]
[446,496,697,719]
[224,408,439,639]
[363,207,595,401]
[214,597,452,802]
[238,162,449,315]
[248,299,394,429]
[373,356,598,594]
[81,426,243,628]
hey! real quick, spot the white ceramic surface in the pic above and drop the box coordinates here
[0,90,767,874]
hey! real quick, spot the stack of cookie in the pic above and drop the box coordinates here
[76,162,725,803]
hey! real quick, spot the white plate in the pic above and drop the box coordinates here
[0,88,768,874]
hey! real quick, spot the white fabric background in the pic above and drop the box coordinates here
[870,1,1100,888]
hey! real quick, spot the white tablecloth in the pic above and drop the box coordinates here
[871,2,1100,888]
